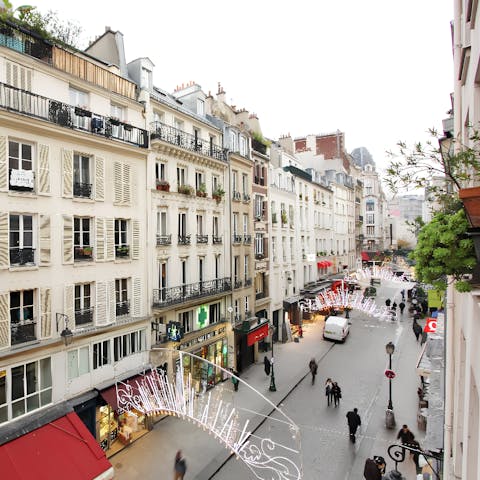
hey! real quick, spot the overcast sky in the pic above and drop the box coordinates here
[32,0,453,173]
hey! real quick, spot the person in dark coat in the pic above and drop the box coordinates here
[385,298,391,307]
[363,456,386,480]
[412,320,422,341]
[346,407,361,443]
[399,301,406,314]
[332,382,342,407]
[231,370,240,391]
[174,450,187,480]
[392,301,397,310]
[325,378,334,406]
[264,356,271,376]
[308,358,318,385]
[397,424,415,445]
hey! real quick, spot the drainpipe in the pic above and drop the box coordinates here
[444,282,454,478]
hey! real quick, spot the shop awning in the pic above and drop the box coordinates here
[317,261,326,268]
[247,322,269,346]
[361,251,371,261]
[0,412,113,480]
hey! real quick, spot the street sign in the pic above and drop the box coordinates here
[424,317,437,333]
[385,369,396,379]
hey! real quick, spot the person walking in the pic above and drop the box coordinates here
[397,424,416,445]
[392,301,398,310]
[413,320,422,342]
[399,301,405,314]
[346,407,361,443]
[264,355,271,376]
[325,378,334,406]
[363,456,386,480]
[332,382,342,407]
[173,450,187,480]
[385,298,391,307]
[308,358,318,385]
[231,370,240,391]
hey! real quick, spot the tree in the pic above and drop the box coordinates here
[411,209,476,292]
[405,216,425,237]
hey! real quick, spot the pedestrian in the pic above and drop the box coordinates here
[412,320,422,341]
[325,378,334,406]
[421,331,428,346]
[332,381,342,407]
[392,301,397,310]
[298,325,303,338]
[385,298,391,307]
[401,290,405,301]
[382,470,404,480]
[399,301,405,314]
[346,407,361,443]
[409,439,422,473]
[308,358,318,385]
[173,450,187,480]
[397,424,415,445]
[264,356,271,376]
[363,456,386,480]
[231,370,239,391]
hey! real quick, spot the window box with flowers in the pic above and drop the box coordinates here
[156,180,170,192]
[212,186,225,203]
[178,184,194,196]
[196,183,207,197]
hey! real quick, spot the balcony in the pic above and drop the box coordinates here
[213,236,223,244]
[9,247,35,266]
[232,191,242,201]
[234,279,243,289]
[157,234,172,246]
[150,121,226,162]
[73,182,92,199]
[254,176,265,186]
[74,246,93,261]
[243,193,251,203]
[116,300,130,317]
[152,277,232,309]
[233,234,243,244]
[196,234,208,244]
[178,235,191,245]
[244,278,252,287]
[0,82,148,148]
[75,307,94,326]
[255,291,267,301]
[11,319,36,346]
[243,234,252,245]
[252,138,267,155]
[255,252,265,260]
[0,22,53,62]
[115,245,130,258]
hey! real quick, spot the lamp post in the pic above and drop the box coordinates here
[269,323,277,392]
[385,341,396,428]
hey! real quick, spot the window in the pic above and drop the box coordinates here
[234,256,240,281]
[232,171,238,193]
[9,214,34,266]
[179,311,192,334]
[181,260,187,285]
[233,213,239,235]
[195,171,204,191]
[0,372,6,423]
[255,196,263,218]
[10,358,52,420]
[73,153,91,198]
[366,213,375,224]
[255,233,264,255]
[115,219,129,257]
[244,296,249,314]
[155,161,166,182]
[178,212,187,237]
[93,340,110,369]
[140,67,151,89]
[157,211,168,236]
[174,118,184,131]
[243,214,248,234]
[153,111,164,124]
[115,278,129,316]
[367,226,375,236]
[10,290,35,345]
[177,166,186,187]
[366,201,375,212]
[244,255,249,278]
[242,173,248,194]
[197,99,204,115]
[74,217,92,260]
[213,216,219,238]
[113,329,146,361]
[74,283,92,326]
[271,236,277,261]
[8,140,34,191]
[67,346,90,379]
[212,175,219,192]
[229,130,237,152]
[239,136,247,156]
[196,214,204,235]
[70,87,89,128]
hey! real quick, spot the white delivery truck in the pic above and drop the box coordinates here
[323,315,350,342]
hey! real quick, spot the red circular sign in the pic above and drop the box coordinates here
[385,369,396,379]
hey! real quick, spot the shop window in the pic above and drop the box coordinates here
[93,340,110,369]
[113,330,146,362]
[67,346,90,379]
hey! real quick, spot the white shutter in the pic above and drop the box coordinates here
[0,212,8,269]
[132,219,140,260]
[114,161,122,204]
[64,285,74,328]
[63,215,73,264]
[39,214,51,265]
[95,217,105,261]
[108,280,116,324]
[105,218,115,261]
[38,144,50,195]
[62,148,73,198]
[96,282,107,325]
[123,163,131,205]
[0,292,9,349]
[132,277,142,317]
[0,136,7,191]
[94,156,105,201]
[6,61,31,90]
[40,288,52,338]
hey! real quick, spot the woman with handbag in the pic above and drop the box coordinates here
[332,382,342,407]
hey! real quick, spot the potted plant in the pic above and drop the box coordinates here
[212,186,225,203]
[116,245,130,257]
[281,211,288,225]
[74,106,91,117]
[178,184,194,195]
[156,179,170,192]
[123,121,133,131]
[196,183,207,197]
[109,116,120,126]
[83,246,93,257]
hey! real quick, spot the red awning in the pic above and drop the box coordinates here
[100,372,154,411]
[0,412,113,480]
[247,323,269,346]
[361,251,371,261]
[317,261,325,268]
[325,261,333,267]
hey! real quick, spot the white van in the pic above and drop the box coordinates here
[323,315,350,342]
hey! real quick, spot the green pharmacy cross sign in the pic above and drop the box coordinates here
[197,305,209,329]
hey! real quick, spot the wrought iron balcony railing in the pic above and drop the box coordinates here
[196,234,208,244]
[213,236,223,244]
[178,235,191,245]
[115,245,130,258]
[233,234,243,244]
[150,121,226,162]
[243,193,251,202]
[256,291,267,300]
[157,234,172,246]
[116,300,130,317]
[11,319,36,345]
[73,182,92,198]
[9,247,35,266]
[75,307,94,326]
[243,234,252,244]
[234,279,243,289]
[152,277,232,309]
[74,246,93,261]
[0,82,148,148]
[244,278,252,287]
[0,22,53,62]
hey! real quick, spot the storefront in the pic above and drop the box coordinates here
[234,318,269,373]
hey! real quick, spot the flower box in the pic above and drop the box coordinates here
[156,181,170,191]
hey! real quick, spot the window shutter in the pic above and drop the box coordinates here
[39,214,51,265]
[40,288,52,338]
[114,161,122,204]
[63,215,73,264]
[123,163,131,205]
[95,217,105,261]
[0,136,7,191]
[132,277,142,317]
[105,218,115,261]
[38,144,50,195]
[64,285,74,328]
[96,282,107,325]
[94,156,105,201]
[6,61,31,90]
[132,219,140,259]
[0,212,8,269]
[62,149,73,198]
[0,292,9,349]
[108,280,115,324]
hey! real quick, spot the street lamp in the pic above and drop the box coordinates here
[385,341,396,428]
[269,323,277,392]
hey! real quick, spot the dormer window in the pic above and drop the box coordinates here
[197,99,204,115]
[140,67,151,90]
